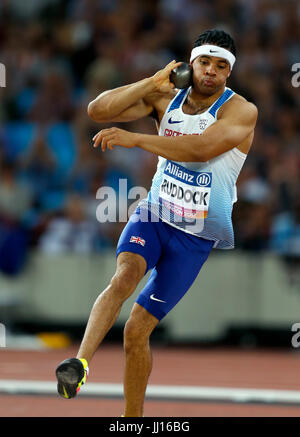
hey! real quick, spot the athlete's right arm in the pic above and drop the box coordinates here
[87,60,181,123]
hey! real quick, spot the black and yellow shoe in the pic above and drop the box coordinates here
[55,358,89,399]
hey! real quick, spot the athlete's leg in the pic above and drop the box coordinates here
[121,227,214,416]
[56,208,164,399]
[76,251,147,364]
[120,232,214,413]
[123,303,159,417]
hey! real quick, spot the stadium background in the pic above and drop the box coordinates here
[0,0,300,418]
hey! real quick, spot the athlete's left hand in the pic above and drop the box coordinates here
[92,127,139,152]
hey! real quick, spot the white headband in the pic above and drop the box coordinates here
[190,44,236,70]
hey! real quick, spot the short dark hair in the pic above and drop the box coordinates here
[193,29,236,57]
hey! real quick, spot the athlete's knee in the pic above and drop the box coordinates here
[124,305,158,352]
[108,254,146,301]
[123,319,147,352]
[108,271,136,301]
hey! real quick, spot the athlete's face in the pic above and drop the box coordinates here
[191,55,231,95]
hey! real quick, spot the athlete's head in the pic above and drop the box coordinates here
[193,29,236,57]
[190,29,236,95]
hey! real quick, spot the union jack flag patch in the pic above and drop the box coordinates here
[130,236,146,246]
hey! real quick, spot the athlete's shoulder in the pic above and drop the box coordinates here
[144,89,177,106]
[145,89,178,121]
[219,91,258,121]
[231,92,257,110]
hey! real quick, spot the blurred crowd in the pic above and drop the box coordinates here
[0,0,299,276]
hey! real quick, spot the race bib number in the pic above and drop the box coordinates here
[159,161,211,219]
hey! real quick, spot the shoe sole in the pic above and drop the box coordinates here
[56,362,83,398]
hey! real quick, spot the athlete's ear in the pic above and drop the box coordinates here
[226,62,231,78]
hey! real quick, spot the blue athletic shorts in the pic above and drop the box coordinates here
[116,207,214,321]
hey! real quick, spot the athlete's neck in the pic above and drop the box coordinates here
[187,85,226,111]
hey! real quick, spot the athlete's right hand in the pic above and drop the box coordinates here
[151,60,182,93]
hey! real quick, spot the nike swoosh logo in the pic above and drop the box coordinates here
[209,50,218,53]
[150,294,166,303]
[62,386,69,398]
[168,117,183,124]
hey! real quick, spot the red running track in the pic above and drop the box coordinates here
[1,343,300,417]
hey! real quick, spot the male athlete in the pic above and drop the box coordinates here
[55,29,257,417]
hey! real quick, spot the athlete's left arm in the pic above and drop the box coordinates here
[93,100,258,162]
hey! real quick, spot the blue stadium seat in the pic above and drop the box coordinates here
[2,122,37,160]
[46,123,77,178]
[15,88,37,116]
[39,189,67,213]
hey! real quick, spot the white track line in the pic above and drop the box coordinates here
[1,379,300,405]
